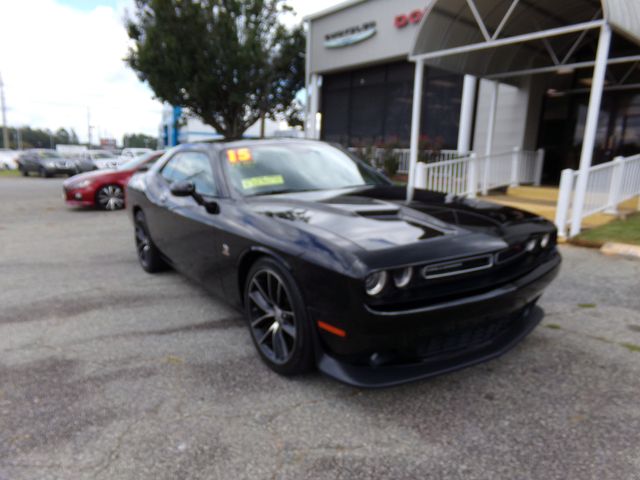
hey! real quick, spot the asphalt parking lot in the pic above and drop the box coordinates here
[1,176,639,480]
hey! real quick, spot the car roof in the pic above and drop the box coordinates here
[176,137,325,153]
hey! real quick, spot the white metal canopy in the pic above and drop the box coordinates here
[410,0,640,78]
[405,0,640,238]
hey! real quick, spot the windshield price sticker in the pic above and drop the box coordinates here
[241,175,284,190]
[227,148,253,164]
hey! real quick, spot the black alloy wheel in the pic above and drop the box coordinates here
[39,166,51,178]
[244,258,314,375]
[96,185,125,211]
[134,210,166,273]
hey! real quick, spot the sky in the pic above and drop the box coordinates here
[0,0,344,145]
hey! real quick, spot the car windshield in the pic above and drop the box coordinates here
[118,151,160,171]
[92,152,115,159]
[37,151,61,158]
[223,142,390,196]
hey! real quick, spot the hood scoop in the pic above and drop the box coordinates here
[355,207,401,220]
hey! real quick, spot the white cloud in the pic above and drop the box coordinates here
[286,0,345,21]
[0,0,161,144]
[0,0,343,145]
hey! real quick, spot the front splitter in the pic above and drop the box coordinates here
[316,305,545,388]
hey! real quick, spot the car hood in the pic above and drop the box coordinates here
[247,189,447,247]
[245,186,550,265]
[63,168,129,185]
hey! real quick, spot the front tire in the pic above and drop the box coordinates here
[244,258,314,376]
[20,167,28,177]
[39,167,51,178]
[96,184,125,211]
[134,210,167,273]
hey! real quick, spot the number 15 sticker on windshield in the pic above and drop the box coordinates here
[227,148,253,164]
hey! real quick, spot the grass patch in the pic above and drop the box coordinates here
[545,323,562,330]
[620,342,640,353]
[577,303,597,309]
[574,212,640,246]
[0,169,20,177]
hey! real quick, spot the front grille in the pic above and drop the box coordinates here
[408,306,531,359]
[421,254,493,280]
[414,315,514,358]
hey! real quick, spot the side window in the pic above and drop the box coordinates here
[161,151,217,196]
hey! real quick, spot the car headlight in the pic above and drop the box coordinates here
[540,233,551,248]
[525,238,537,252]
[365,271,387,296]
[392,267,413,288]
[46,161,56,168]
[73,179,93,189]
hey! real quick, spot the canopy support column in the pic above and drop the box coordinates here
[482,80,499,195]
[307,74,320,140]
[457,75,477,153]
[570,23,611,237]
[406,59,424,202]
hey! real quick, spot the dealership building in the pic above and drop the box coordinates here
[304,0,640,186]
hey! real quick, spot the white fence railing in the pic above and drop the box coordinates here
[416,155,475,196]
[414,147,544,196]
[396,149,464,174]
[555,154,640,238]
[349,145,544,197]
[349,148,464,173]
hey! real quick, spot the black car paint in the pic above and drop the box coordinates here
[126,140,560,387]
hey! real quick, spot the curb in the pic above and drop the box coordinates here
[566,237,602,248]
[600,242,640,260]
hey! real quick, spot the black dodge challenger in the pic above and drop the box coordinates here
[126,139,560,387]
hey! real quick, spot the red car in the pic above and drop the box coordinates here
[63,151,164,210]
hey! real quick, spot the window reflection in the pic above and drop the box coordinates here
[321,61,463,149]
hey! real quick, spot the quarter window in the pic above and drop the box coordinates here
[161,152,217,196]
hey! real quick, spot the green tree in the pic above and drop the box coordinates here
[123,133,157,148]
[54,128,71,145]
[69,129,80,144]
[4,126,83,149]
[125,0,305,139]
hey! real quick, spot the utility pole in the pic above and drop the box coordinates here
[87,107,92,148]
[0,72,9,149]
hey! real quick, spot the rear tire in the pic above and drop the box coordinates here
[134,210,167,273]
[20,167,28,177]
[244,257,314,376]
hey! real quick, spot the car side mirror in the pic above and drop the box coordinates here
[170,180,219,214]
[170,180,195,197]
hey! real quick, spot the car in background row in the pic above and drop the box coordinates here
[71,154,98,173]
[120,148,153,164]
[85,150,121,169]
[63,150,165,210]
[0,149,19,170]
[17,149,78,177]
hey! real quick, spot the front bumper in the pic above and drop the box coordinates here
[312,253,560,388]
[63,186,95,207]
[47,164,78,175]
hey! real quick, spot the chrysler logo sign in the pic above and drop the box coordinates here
[324,21,377,49]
